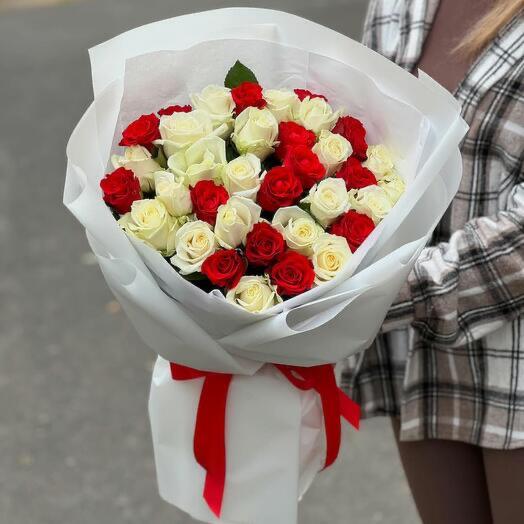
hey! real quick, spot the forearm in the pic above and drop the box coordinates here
[382,183,524,345]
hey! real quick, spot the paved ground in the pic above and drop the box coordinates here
[0,1,420,523]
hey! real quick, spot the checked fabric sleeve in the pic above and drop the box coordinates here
[382,181,524,347]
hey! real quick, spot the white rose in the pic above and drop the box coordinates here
[363,145,395,179]
[170,220,217,275]
[301,178,349,227]
[295,96,340,134]
[349,185,393,224]
[377,171,406,205]
[118,198,178,256]
[153,171,193,217]
[262,88,300,123]
[226,275,282,313]
[154,110,227,157]
[272,206,323,256]
[311,233,352,285]
[312,130,352,176]
[111,146,161,192]
[190,84,235,135]
[167,135,227,187]
[214,196,261,249]
[231,107,279,160]
[221,154,261,200]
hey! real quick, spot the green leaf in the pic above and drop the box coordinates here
[298,202,311,214]
[225,140,239,162]
[153,145,168,169]
[261,153,280,173]
[183,272,207,282]
[224,60,258,89]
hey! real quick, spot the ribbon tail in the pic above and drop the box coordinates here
[317,366,342,469]
[338,389,361,430]
[193,373,233,518]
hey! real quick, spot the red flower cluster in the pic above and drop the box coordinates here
[284,145,325,190]
[202,220,316,296]
[231,82,267,113]
[329,210,375,252]
[245,223,315,296]
[332,116,368,161]
[201,249,247,289]
[190,180,229,225]
[100,167,141,214]
[158,104,192,116]
[336,157,377,190]
[119,113,160,148]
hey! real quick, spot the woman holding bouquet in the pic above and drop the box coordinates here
[342,1,523,523]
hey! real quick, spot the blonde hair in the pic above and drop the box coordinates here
[455,0,523,56]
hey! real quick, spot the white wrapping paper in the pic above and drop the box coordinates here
[64,9,468,524]
[150,358,323,524]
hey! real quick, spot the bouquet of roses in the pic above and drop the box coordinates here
[65,9,468,524]
[101,61,406,313]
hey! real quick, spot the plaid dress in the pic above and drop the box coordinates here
[340,0,524,449]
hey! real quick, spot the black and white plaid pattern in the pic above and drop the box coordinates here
[341,0,524,449]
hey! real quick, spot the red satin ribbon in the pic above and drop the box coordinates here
[170,362,360,518]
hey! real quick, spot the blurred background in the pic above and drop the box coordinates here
[0,1,420,523]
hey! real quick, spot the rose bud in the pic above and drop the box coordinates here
[245,222,286,267]
[335,157,377,190]
[231,81,267,114]
[100,167,142,214]
[295,96,339,134]
[226,275,282,313]
[332,116,368,161]
[231,107,279,161]
[329,210,375,252]
[275,121,316,160]
[269,250,315,297]
[191,85,235,133]
[311,233,352,284]
[262,88,300,123]
[170,220,217,274]
[190,180,229,226]
[284,145,326,190]
[201,249,247,289]
[119,113,160,148]
[312,130,352,176]
[257,166,303,213]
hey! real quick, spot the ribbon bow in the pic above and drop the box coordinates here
[170,362,360,518]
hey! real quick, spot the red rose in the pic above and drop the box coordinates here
[201,249,247,289]
[269,251,315,297]
[275,121,316,160]
[245,222,286,267]
[329,210,375,252]
[100,167,141,214]
[119,113,160,148]
[158,104,192,116]
[231,82,266,113]
[190,180,229,226]
[335,157,377,190]
[332,116,368,161]
[257,166,303,212]
[284,145,326,190]
[294,88,328,102]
